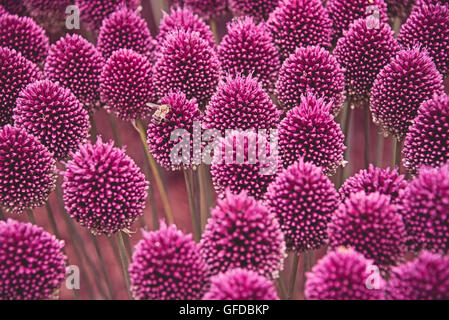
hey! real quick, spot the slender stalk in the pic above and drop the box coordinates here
[107,113,122,147]
[209,19,219,44]
[376,134,384,167]
[148,182,159,230]
[392,138,402,170]
[90,234,115,300]
[287,254,300,300]
[45,202,61,239]
[302,251,313,294]
[184,169,201,242]
[277,276,287,300]
[116,231,132,298]
[198,165,209,232]
[26,209,36,224]
[0,207,5,220]
[89,116,98,142]
[123,233,133,259]
[364,106,371,168]
[338,103,353,187]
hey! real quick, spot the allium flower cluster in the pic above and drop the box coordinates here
[228,0,279,21]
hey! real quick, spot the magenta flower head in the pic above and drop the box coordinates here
[403,94,449,173]
[387,251,449,300]
[0,219,67,300]
[305,247,386,300]
[328,191,407,270]
[0,5,5,15]
[147,91,202,171]
[267,0,333,61]
[326,0,389,40]
[0,47,42,126]
[265,159,340,253]
[416,0,449,8]
[129,222,209,300]
[44,34,105,110]
[228,0,278,21]
[75,0,140,31]
[157,7,215,49]
[0,0,27,15]
[334,18,399,104]
[100,49,155,121]
[0,125,56,214]
[61,137,149,235]
[401,163,449,254]
[276,46,345,114]
[200,190,286,278]
[371,48,444,141]
[340,165,408,206]
[13,80,90,160]
[279,94,346,175]
[218,17,280,94]
[204,75,281,135]
[398,4,449,76]
[203,268,279,300]
[184,0,227,21]
[153,29,220,108]
[98,6,155,61]
[0,13,49,64]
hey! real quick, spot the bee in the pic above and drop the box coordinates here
[147,103,170,124]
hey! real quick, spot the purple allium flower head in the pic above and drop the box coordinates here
[157,7,215,49]
[401,163,449,253]
[334,18,399,104]
[203,268,279,300]
[0,14,49,64]
[328,191,407,270]
[267,0,333,61]
[210,130,280,200]
[44,34,105,110]
[398,3,449,76]
[218,17,280,94]
[265,159,340,253]
[75,0,140,31]
[200,190,286,278]
[387,251,449,300]
[13,80,90,160]
[129,222,209,300]
[0,219,67,300]
[0,0,27,15]
[184,0,227,20]
[0,47,42,126]
[61,137,149,235]
[204,75,281,135]
[370,48,444,140]
[0,5,5,15]
[98,7,155,61]
[326,0,389,40]
[147,91,202,171]
[416,0,449,8]
[279,94,346,175]
[403,94,449,173]
[100,49,155,121]
[340,165,408,206]
[0,125,56,214]
[305,247,386,300]
[228,0,278,21]
[276,46,345,114]
[153,29,220,108]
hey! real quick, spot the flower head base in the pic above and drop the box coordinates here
[228,0,278,21]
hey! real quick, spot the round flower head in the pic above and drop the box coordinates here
[75,0,140,31]
[387,251,449,300]
[0,14,49,64]
[334,18,399,104]
[326,0,389,40]
[370,48,444,140]
[200,190,286,278]
[0,219,66,300]
[61,137,149,235]
[403,94,449,173]
[340,165,408,206]
[305,248,385,300]
[44,34,105,110]
[267,0,333,61]
[398,3,449,76]
[157,7,215,49]
[147,91,202,171]
[328,191,407,270]
[204,75,281,135]
[153,29,220,108]
[279,94,346,175]
[210,130,280,200]
[0,47,42,126]
[228,0,278,21]
[0,125,56,214]
[23,0,72,33]
[416,0,449,8]
[0,0,27,15]
[276,46,345,114]
[129,222,209,300]
[401,163,449,253]
[97,7,155,61]
[100,49,155,121]
[265,159,340,253]
[14,80,90,160]
[184,0,227,21]
[203,268,279,300]
[218,16,280,93]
